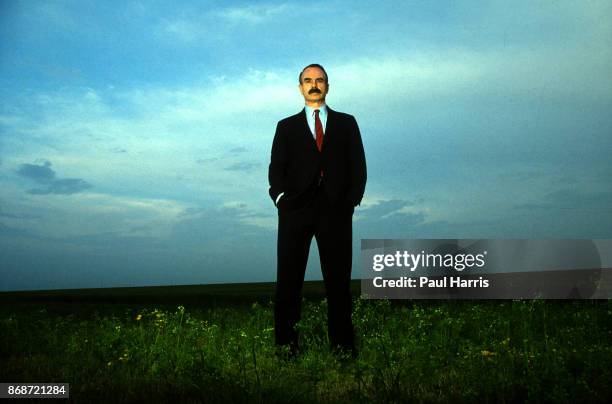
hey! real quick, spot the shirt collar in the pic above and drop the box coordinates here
[305,104,327,117]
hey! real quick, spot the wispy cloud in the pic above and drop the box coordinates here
[27,178,92,195]
[160,3,292,43]
[225,162,260,172]
[212,3,290,24]
[228,146,248,154]
[515,189,612,211]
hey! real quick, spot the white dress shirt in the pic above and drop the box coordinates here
[304,104,328,138]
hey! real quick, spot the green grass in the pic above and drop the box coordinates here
[1,296,612,402]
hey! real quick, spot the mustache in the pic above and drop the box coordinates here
[308,88,322,94]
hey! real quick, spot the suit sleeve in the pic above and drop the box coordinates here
[348,116,367,206]
[268,121,287,205]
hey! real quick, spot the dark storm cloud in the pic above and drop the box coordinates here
[17,160,92,195]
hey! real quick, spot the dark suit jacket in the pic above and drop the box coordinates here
[268,107,367,211]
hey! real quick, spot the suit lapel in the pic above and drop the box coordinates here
[298,106,336,152]
[322,107,334,151]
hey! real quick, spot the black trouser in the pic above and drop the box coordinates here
[274,184,355,352]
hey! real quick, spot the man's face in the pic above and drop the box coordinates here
[299,67,328,104]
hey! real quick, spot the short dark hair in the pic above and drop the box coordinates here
[299,64,328,84]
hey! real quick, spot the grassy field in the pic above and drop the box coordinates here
[1,282,612,403]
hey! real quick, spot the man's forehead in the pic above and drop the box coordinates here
[302,67,326,79]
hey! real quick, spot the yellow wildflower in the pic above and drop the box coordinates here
[481,350,496,358]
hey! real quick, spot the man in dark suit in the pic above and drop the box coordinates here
[268,63,367,358]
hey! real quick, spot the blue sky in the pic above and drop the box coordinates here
[1,0,611,291]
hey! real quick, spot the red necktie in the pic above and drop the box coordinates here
[314,109,324,178]
[314,109,323,151]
